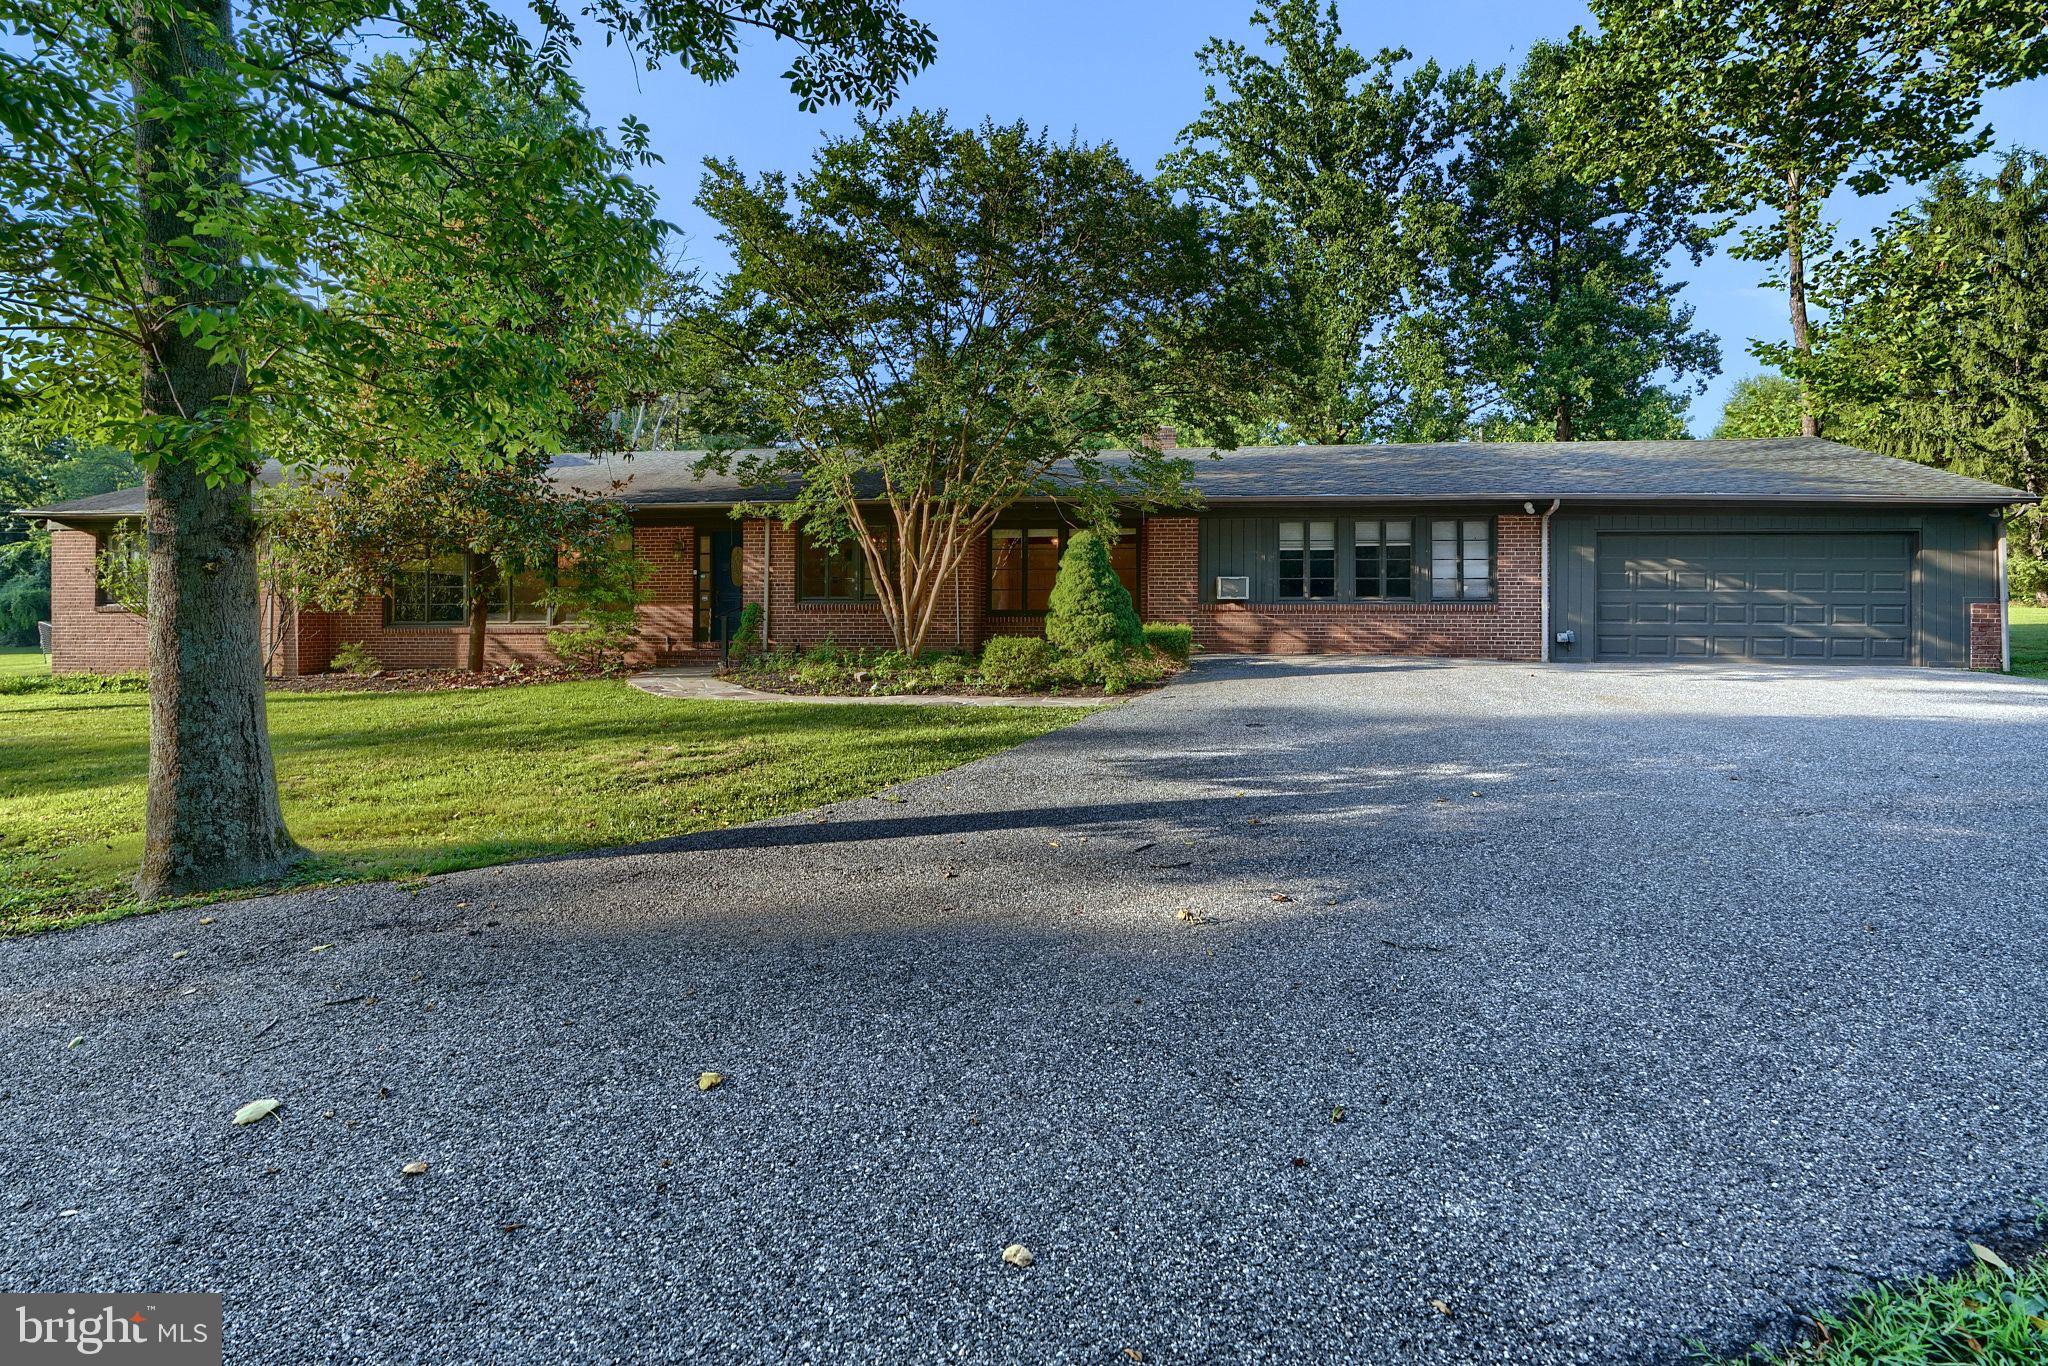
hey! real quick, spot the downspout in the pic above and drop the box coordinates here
[761,521,772,650]
[1540,499,1561,662]
[1998,515,2011,673]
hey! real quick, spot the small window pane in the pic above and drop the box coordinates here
[1308,520,1334,550]
[1386,520,1412,546]
[1278,521,1304,550]
[1431,521,1459,599]
[1355,522,1380,547]
[1025,529,1060,611]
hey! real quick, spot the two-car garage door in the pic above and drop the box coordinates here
[1595,532,1912,664]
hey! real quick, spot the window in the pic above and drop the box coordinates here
[1354,519,1414,599]
[798,530,891,601]
[1278,520,1336,599]
[390,554,469,624]
[1430,518,1493,600]
[989,525,1137,612]
[388,554,570,625]
[93,522,148,611]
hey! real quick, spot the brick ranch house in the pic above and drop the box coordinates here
[19,435,2033,674]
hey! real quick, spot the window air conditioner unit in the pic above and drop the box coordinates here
[1215,575,1250,601]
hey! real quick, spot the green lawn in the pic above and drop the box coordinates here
[1719,1241,2047,1363]
[2011,602,2047,678]
[0,647,49,676]
[0,680,1086,936]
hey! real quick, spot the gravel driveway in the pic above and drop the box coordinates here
[4,658,2046,1363]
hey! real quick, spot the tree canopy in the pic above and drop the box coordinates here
[1557,0,2048,435]
[1711,375,1805,440]
[694,111,1280,653]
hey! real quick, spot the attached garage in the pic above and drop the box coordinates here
[1551,508,2008,669]
[1593,531,1913,664]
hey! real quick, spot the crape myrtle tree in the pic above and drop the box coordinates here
[1454,44,1719,441]
[0,0,935,900]
[693,112,1280,656]
[1805,151,2048,556]
[1556,0,2048,437]
[1160,0,1483,444]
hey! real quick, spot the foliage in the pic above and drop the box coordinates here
[1161,1,1482,443]
[1454,45,1718,441]
[545,609,640,675]
[2011,553,2047,604]
[1557,0,2048,434]
[1059,642,1169,695]
[693,110,1279,654]
[0,680,1077,937]
[93,523,148,617]
[1721,1241,2047,1363]
[1143,623,1196,662]
[1,0,936,894]
[1803,151,2048,556]
[0,426,140,644]
[328,642,381,677]
[730,602,764,657]
[1044,530,1144,656]
[977,636,1064,692]
[1713,376,1807,440]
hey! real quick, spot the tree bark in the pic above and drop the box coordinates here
[133,0,302,900]
[1553,400,1574,443]
[1786,172,1820,438]
[465,554,495,672]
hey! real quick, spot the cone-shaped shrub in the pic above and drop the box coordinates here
[1044,529,1143,655]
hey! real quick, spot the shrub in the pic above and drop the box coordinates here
[547,607,639,674]
[1142,622,1195,662]
[727,602,764,658]
[1044,529,1142,656]
[329,641,380,676]
[1060,641,1168,694]
[2011,550,2047,604]
[979,635,1061,691]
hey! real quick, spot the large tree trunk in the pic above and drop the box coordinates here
[1785,172,1820,438]
[133,0,302,900]
[1553,400,1574,443]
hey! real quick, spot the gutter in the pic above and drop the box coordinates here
[1998,518,2012,673]
[1538,499,1561,661]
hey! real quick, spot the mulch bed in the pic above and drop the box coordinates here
[271,665,616,693]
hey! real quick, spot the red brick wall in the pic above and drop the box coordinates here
[1149,512,1546,661]
[750,518,984,653]
[1968,601,2005,670]
[48,527,150,673]
[281,523,701,675]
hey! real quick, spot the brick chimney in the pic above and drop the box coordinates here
[1148,424,1178,451]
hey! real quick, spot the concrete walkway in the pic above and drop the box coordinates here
[629,664,1113,707]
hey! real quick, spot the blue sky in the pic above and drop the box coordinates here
[572,0,2048,437]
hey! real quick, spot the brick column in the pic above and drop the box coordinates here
[1968,601,2004,670]
[1141,516,1199,625]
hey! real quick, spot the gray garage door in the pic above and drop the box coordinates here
[1595,532,1912,663]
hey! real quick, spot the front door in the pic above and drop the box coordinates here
[706,527,744,647]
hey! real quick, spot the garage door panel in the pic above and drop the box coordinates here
[1596,533,1911,665]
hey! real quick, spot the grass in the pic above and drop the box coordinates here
[1715,1240,2047,1364]
[2010,603,2047,679]
[0,679,1088,936]
[0,647,50,676]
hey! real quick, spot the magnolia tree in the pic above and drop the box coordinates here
[693,112,1279,655]
[1,0,934,899]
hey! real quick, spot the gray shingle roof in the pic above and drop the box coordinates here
[14,438,2032,520]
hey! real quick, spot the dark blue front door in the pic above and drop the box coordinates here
[709,527,744,647]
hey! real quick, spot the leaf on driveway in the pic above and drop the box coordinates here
[232,1098,280,1126]
[401,1161,429,1177]
[1970,1242,2014,1276]
[698,1072,724,1092]
[1001,1243,1035,1268]
[309,944,333,954]
[1430,1298,1451,1316]
[67,1036,84,1048]
[1270,893,1293,903]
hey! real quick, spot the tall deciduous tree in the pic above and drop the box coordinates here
[1711,375,1806,439]
[1160,0,1483,443]
[694,112,1277,655]
[1,0,934,899]
[1556,0,2048,436]
[1455,46,1718,441]
[1807,151,2048,555]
